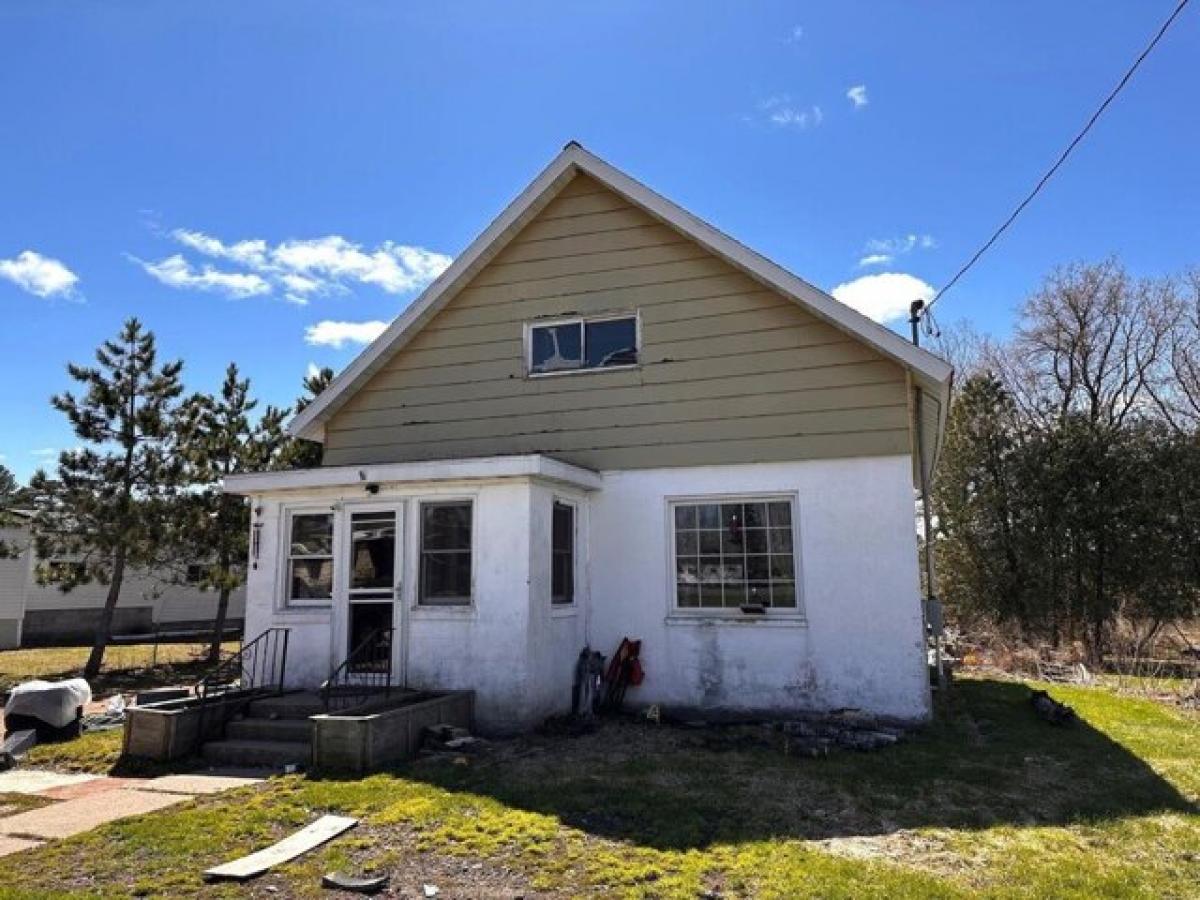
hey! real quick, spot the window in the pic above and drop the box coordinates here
[349,511,396,591]
[671,498,798,611]
[529,314,638,375]
[551,501,575,605]
[287,511,334,605]
[185,563,206,585]
[419,501,472,605]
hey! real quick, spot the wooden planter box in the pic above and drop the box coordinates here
[123,695,248,761]
[311,690,474,773]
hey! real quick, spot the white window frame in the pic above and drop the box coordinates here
[664,492,805,622]
[279,505,336,609]
[549,497,578,608]
[524,311,641,378]
[417,498,476,607]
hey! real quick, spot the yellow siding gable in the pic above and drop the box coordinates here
[322,175,912,470]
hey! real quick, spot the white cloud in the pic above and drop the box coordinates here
[305,362,322,381]
[787,25,804,43]
[831,272,933,324]
[172,229,268,268]
[135,254,271,299]
[759,96,823,130]
[0,251,80,298]
[858,233,937,267]
[304,320,388,349]
[866,233,937,254]
[135,229,453,303]
[271,236,450,294]
[846,85,869,109]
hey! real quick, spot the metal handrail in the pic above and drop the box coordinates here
[321,627,394,713]
[194,627,290,751]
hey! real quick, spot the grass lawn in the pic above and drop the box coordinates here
[0,641,239,698]
[0,677,1195,898]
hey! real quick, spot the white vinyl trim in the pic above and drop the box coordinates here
[224,454,602,495]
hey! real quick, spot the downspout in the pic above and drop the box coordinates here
[909,301,945,692]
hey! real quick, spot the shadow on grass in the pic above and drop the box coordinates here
[340,679,1197,851]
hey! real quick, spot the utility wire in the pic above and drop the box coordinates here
[920,0,1192,319]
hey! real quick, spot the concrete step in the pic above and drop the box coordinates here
[245,692,325,720]
[226,717,313,743]
[201,739,311,769]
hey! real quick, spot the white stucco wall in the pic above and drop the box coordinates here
[587,456,930,722]
[242,476,585,733]
[242,454,928,731]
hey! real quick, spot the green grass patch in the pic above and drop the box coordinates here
[0,678,1194,898]
[0,642,239,697]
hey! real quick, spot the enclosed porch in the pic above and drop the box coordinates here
[223,454,600,734]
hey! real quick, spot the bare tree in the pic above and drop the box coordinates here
[1005,260,1179,430]
[1151,268,1200,430]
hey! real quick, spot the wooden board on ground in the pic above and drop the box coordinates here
[203,815,358,882]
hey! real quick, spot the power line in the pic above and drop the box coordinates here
[920,0,1192,320]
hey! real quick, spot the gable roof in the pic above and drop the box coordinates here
[289,142,953,442]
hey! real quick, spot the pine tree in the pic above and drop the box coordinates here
[30,319,184,680]
[176,364,290,662]
[0,464,25,557]
[280,366,334,469]
[0,465,16,508]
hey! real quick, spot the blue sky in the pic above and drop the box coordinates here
[2,2,1197,481]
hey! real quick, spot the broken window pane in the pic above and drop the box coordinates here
[530,322,583,373]
[584,317,638,368]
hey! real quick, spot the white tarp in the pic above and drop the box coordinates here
[5,679,92,729]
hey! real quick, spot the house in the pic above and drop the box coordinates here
[225,143,952,733]
[0,512,245,648]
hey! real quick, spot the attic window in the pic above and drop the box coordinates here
[528,314,638,375]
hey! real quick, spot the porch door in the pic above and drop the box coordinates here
[343,506,403,677]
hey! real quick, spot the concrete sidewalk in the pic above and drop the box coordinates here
[0,770,262,855]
